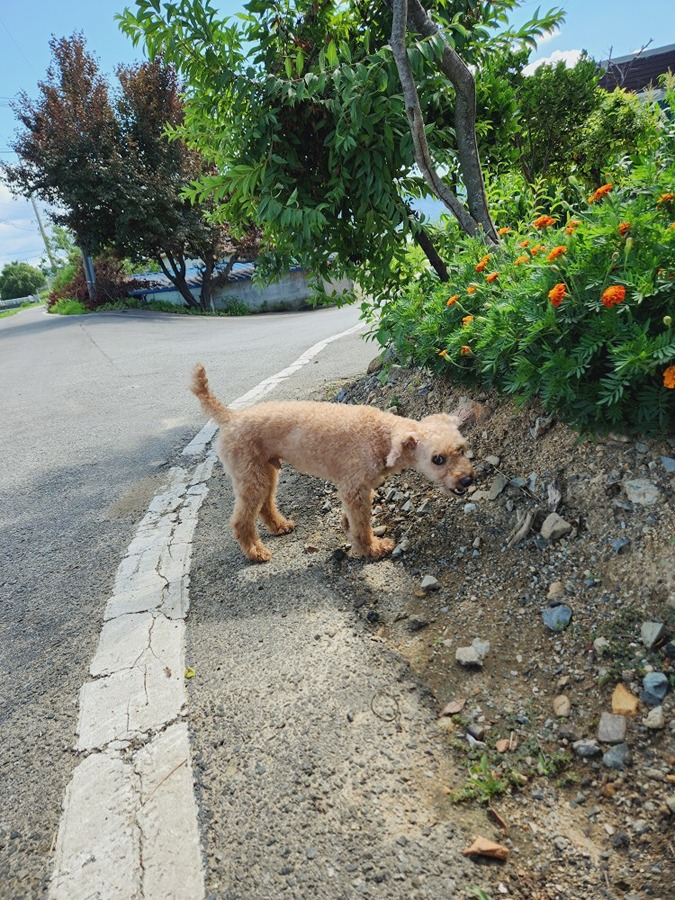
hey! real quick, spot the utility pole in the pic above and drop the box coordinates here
[30,195,57,271]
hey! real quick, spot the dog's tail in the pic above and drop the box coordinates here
[191,364,231,422]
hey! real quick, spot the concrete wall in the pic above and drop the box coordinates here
[138,272,353,313]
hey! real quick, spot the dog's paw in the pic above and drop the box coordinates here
[269,518,295,535]
[245,543,272,562]
[352,537,395,559]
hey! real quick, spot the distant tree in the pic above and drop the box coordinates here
[0,261,45,300]
[3,34,259,311]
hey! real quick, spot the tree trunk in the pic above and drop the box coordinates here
[413,225,449,281]
[156,253,199,310]
[389,0,499,245]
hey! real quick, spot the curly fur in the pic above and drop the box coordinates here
[191,363,474,562]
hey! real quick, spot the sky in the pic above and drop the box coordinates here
[0,0,673,272]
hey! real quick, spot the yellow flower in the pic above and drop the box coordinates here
[663,365,675,389]
[657,192,675,206]
[497,226,511,235]
[475,255,490,272]
[467,285,477,295]
[462,315,474,327]
[438,349,449,358]
[514,255,529,265]
[533,215,556,228]
[486,272,499,283]
[547,246,567,262]
[460,345,472,356]
[519,239,530,248]
[618,222,631,236]
[588,183,613,204]
[565,219,581,234]
[446,294,459,307]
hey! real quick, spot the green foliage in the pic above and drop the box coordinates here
[119,0,563,301]
[0,261,45,300]
[451,753,509,804]
[373,86,675,434]
[48,298,88,315]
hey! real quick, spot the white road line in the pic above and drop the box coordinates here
[49,321,366,900]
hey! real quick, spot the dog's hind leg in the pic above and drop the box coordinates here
[259,463,295,536]
[230,473,274,562]
[339,486,395,559]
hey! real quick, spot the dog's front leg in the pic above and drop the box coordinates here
[339,487,394,559]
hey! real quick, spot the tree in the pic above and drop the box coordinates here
[119,1,563,297]
[0,261,45,300]
[3,34,258,310]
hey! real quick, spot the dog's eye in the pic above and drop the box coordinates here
[432,454,446,466]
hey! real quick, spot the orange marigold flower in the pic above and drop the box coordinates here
[467,285,477,295]
[547,245,567,262]
[588,183,613,204]
[446,294,459,307]
[565,219,581,234]
[657,192,675,206]
[514,255,529,265]
[462,315,475,327]
[663,365,675,389]
[438,349,449,358]
[618,222,631,236]
[519,239,530,248]
[486,272,499,283]
[533,215,556,229]
[601,285,626,308]
[475,255,490,272]
[497,226,511,235]
[548,283,567,308]
[530,244,545,256]
[460,345,472,356]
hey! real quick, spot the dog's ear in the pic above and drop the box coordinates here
[386,434,417,469]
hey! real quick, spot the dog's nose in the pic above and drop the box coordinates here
[459,475,474,488]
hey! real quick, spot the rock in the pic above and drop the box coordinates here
[660,455,675,474]
[611,537,631,554]
[456,638,490,668]
[547,581,565,601]
[553,695,571,717]
[612,684,639,717]
[644,706,665,730]
[484,455,500,466]
[419,575,439,592]
[542,605,573,631]
[623,479,660,505]
[664,641,675,660]
[597,712,627,744]
[463,503,477,513]
[530,414,554,439]
[573,739,601,759]
[593,637,611,655]
[540,513,573,541]
[666,796,675,815]
[602,743,632,770]
[488,474,509,501]
[643,672,669,700]
[640,621,665,649]
[452,397,491,431]
[366,355,384,375]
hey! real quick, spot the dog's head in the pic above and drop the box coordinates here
[386,413,474,496]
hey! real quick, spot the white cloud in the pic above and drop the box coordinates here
[536,27,561,46]
[524,48,583,76]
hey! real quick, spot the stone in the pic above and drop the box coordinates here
[488,474,509,501]
[597,712,627,744]
[640,621,665,649]
[660,456,675,474]
[419,575,439,592]
[644,706,665,730]
[542,605,573,631]
[643,672,669,700]
[612,684,639,717]
[456,638,490,668]
[593,637,611,654]
[572,739,601,759]
[547,581,565,601]
[463,503,477,514]
[623,479,660,505]
[484,455,500,466]
[553,695,571,717]
[540,513,573,541]
[602,743,632,770]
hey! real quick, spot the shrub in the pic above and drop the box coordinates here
[47,256,140,310]
[48,297,88,315]
[373,87,675,434]
[0,261,45,300]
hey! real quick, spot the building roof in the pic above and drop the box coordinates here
[598,43,675,93]
[130,261,303,296]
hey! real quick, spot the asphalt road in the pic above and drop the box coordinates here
[0,303,375,897]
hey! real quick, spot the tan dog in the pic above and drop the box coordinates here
[191,364,474,562]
